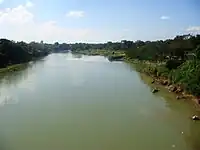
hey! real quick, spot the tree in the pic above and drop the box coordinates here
[0,39,50,67]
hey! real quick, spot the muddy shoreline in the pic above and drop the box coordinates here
[148,74,200,109]
[124,58,200,110]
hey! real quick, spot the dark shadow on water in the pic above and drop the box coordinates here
[0,59,45,87]
[0,65,30,87]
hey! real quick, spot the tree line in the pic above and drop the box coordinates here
[124,34,200,61]
[1,34,200,96]
[0,39,52,68]
[67,34,200,96]
[69,34,200,62]
[1,34,200,68]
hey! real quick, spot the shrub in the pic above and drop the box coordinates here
[165,60,184,70]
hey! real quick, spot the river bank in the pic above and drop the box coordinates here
[73,50,200,108]
[0,56,48,74]
[1,53,200,150]
[0,64,28,74]
[126,58,200,108]
[72,49,126,61]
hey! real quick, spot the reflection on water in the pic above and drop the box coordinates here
[0,60,44,86]
[0,53,200,150]
[0,60,45,105]
[0,95,19,106]
[72,54,83,59]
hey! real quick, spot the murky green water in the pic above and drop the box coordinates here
[0,53,200,150]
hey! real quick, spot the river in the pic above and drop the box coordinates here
[0,53,200,150]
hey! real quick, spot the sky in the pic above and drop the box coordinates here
[0,0,200,43]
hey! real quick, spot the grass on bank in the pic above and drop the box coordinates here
[73,49,125,57]
[127,58,200,96]
[0,64,28,74]
[73,49,200,96]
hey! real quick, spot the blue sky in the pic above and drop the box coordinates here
[0,0,200,43]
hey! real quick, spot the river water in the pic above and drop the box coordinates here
[0,53,200,150]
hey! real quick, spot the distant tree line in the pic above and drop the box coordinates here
[65,34,200,96]
[124,34,200,61]
[1,34,200,68]
[67,34,200,61]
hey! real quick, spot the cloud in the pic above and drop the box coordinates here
[25,1,34,7]
[66,11,85,18]
[160,16,170,20]
[0,5,34,24]
[0,0,4,4]
[186,26,200,32]
[0,3,134,43]
[0,3,97,43]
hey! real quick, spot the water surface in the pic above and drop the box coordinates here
[0,53,200,150]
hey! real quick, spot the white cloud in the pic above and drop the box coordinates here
[160,16,170,20]
[66,11,85,18]
[0,3,137,43]
[186,26,200,32]
[25,1,34,7]
[0,3,98,43]
[0,0,4,4]
[0,5,34,24]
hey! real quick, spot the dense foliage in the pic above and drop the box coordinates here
[68,34,200,63]
[169,60,200,96]
[0,39,51,67]
[116,34,200,96]
[125,34,200,61]
[1,34,200,96]
[65,34,200,96]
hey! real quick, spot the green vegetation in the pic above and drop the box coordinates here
[72,49,114,56]
[124,35,200,96]
[0,64,28,73]
[72,49,125,61]
[1,34,200,96]
[70,34,200,96]
[0,39,51,70]
[169,59,200,96]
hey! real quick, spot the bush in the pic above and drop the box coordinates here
[157,65,170,77]
[165,60,184,70]
[169,60,200,96]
